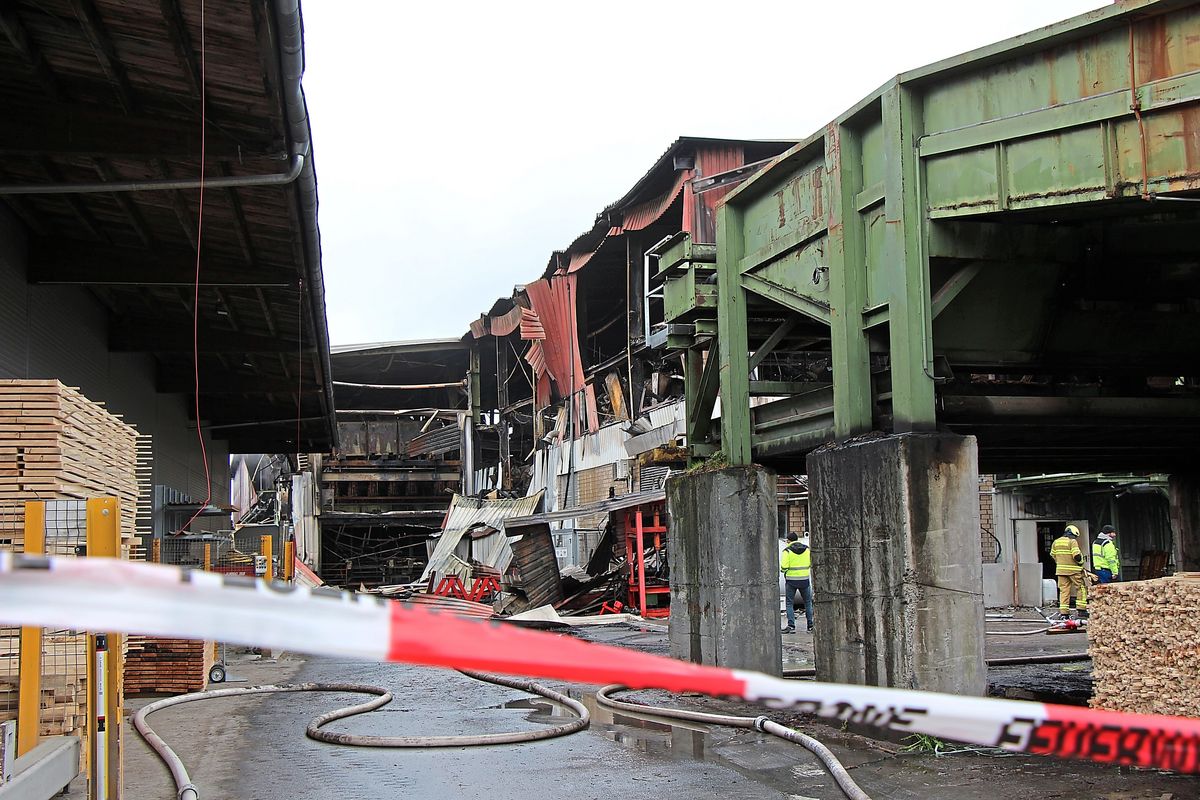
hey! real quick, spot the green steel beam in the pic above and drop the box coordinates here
[716,204,753,464]
[918,72,1200,158]
[931,261,985,318]
[689,341,721,443]
[825,124,873,438]
[740,273,831,324]
[883,84,936,431]
[748,315,800,372]
[750,380,828,396]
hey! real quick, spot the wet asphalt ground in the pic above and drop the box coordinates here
[121,620,1197,800]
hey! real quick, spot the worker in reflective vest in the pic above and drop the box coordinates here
[1092,525,1119,583]
[780,531,813,634]
[1050,524,1088,619]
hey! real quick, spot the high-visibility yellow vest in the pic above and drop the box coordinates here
[1092,538,1119,575]
[1050,535,1083,575]
[781,546,811,579]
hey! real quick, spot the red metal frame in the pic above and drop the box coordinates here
[432,574,502,603]
[621,501,669,618]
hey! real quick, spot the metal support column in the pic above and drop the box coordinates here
[883,83,936,430]
[715,205,752,464]
[825,123,873,438]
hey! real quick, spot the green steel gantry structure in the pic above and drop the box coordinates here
[657,0,1200,473]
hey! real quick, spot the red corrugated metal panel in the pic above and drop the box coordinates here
[522,276,597,435]
[685,145,745,243]
[519,307,545,340]
[618,169,691,233]
[488,304,524,338]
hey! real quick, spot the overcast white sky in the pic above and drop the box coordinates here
[302,0,1107,346]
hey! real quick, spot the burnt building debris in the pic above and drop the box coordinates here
[312,339,470,587]
[466,138,795,551]
[306,137,801,591]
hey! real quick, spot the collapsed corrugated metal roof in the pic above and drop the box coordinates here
[420,491,545,585]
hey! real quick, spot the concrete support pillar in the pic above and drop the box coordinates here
[807,433,986,695]
[667,465,781,675]
[1169,474,1200,572]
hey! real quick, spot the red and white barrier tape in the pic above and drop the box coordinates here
[2,552,1198,773]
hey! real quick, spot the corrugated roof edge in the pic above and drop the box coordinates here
[275,0,338,448]
[331,337,470,355]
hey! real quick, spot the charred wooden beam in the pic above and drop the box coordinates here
[39,159,105,242]
[157,370,318,395]
[111,320,308,353]
[0,5,63,100]
[28,238,296,287]
[71,0,138,113]
[158,0,202,97]
[92,158,153,248]
[0,104,258,157]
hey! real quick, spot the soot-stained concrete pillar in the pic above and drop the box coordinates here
[666,465,781,676]
[807,433,986,695]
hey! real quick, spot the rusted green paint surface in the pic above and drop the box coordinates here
[701,0,1200,461]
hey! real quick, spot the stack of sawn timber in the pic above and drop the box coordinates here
[0,380,141,550]
[124,636,213,694]
[1089,573,1200,717]
[0,629,89,737]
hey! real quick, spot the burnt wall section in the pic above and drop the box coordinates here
[667,465,781,675]
[1170,474,1200,573]
[807,433,985,695]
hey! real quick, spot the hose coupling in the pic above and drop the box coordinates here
[753,715,770,732]
[179,783,199,800]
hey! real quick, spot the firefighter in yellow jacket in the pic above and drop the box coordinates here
[1050,524,1088,619]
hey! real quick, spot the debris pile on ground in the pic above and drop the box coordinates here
[1089,573,1200,716]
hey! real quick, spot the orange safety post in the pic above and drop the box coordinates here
[260,535,273,582]
[17,501,44,756]
[85,497,122,800]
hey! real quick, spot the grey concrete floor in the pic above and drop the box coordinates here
[117,620,1195,800]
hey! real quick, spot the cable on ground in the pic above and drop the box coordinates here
[596,684,871,800]
[134,673,589,800]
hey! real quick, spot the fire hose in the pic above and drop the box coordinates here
[597,684,871,800]
[133,672,589,800]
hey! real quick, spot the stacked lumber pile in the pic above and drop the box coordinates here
[124,637,213,694]
[1089,573,1200,716]
[0,629,88,737]
[0,380,141,553]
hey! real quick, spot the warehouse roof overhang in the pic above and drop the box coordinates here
[0,0,336,452]
[331,339,472,413]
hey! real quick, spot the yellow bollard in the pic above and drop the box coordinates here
[86,497,122,800]
[261,534,273,582]
[17,502,44,757]
[283,540,295,582]
[203,542,212,572]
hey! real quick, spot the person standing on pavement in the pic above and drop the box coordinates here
[1092,525,1120,584]
[1050,524,1088,619]
[780,531,813,634]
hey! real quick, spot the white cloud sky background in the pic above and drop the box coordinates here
[302,0,1108,346]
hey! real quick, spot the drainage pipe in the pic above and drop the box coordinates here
[134,674,589,800]
[597,685,870,800]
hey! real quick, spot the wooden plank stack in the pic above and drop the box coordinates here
[0,630,88,738]
[123,637,213,695]
[1089,573,1200,717]
[0,380,141,551]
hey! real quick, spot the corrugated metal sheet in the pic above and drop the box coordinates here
[420,491,545,584]
[523,276,598,434]
[518,307,545,340]
[408,423,461,457]
[506,523,564,609]
[684,146,745,244]
[614,169,691,235]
